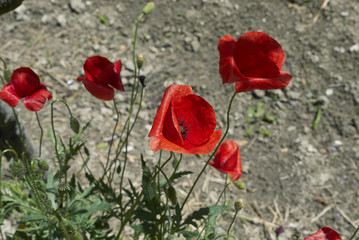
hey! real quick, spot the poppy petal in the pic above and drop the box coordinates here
[173,94,217,146]
[82,77,114,101]
[0,83,22,108]
[162,103,183,146]
[234,32,283,78]
[83,56,113,83]
[149,84,193,137]
[218,34,244,84]
[23,85,52,111]
[304,227,342,240]
[150,130,222,155]
[11,67,41,97]
[235,71,292,93]
[110,60,125,91]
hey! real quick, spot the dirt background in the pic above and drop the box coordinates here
[1,0,359,239]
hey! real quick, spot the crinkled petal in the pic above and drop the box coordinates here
[23,84,52,111]
[235,71,292,93]
[234,32,283,78]
[0,83,22,108]
[304,227,342,240]
[82,77,114,101]
[218,34,244,84]
[150,130,222,154]
[83,56,113,83]
[11,67,41,97]
[174,94,217,146]
[149,84,193,137]
[110,60,125,91]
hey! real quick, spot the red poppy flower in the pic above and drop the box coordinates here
[0,67,52,111]
[209,140,242,181]
[77,56,124,101]
[149,84,222,154]
[304,227,342,240]
[218,31,292,93]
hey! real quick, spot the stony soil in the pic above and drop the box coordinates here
[1,0,359,239]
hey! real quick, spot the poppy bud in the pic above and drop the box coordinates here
[142,2,154,15]
[10,160,24,179]
[234,199,245,212]
[37,159,49,172]
[167,186,177,205]
[137,54,144,69]
[4,68,11,82]
[58,182,70,194]
[235,181,246,190]
[70,116,80,134]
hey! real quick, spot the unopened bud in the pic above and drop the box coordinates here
[139,75,146,87]
[234,199,245,212]
[58,182,70,194]
[235,181,246,190]
[4,68,11,82]
[142,2,154,15]
[137,54,144,69]
[167,186,177,205]
[37,159,49,172]
[10,160,24,179]
[70,116,80,134]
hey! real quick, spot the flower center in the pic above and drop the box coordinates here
[178,119,190,139]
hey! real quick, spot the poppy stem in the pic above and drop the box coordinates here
[226,210,239,240]
[349,226,359,240]
[0,56,6,85]
[179,91,237,214]
[35,111,43,157]
[104,98,119,174]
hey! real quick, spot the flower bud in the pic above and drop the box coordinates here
[142,2,154,15]
[37,159,49,172]
[167,186,177,205]
[10,160,24,179]
[235,181,246,190]
[137,53,144,69]
[58,182,70,194]
[234,199,245,212]
[4,68,11,82]
[70,116,80,134]
[139,75,146,87]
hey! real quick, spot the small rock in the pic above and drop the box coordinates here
[340,11,349,17]
[122,145,134,153]
[69,0,86,13]
[287,91,301,100]
[252,90,265,98]
[325,88,333,96]
[191,39,201,52]
[333,46,345,54]
[349,44,359,53]
[41,15,51,24]
[56,14,67,27]
[315,95,329,109]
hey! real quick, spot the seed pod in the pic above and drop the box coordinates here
[167,186,177,205]
[234,199,245,212]
[58,182,70,194]
[70,116,80,134]
[0,0,23,15]
[4,67,11,82]
[235,181,246,190]
[37,159,49,172]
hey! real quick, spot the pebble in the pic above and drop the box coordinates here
[41,15,51,24]
[333,46,345,54]
[56,14,67,27]
[191,39,201,52]
[325,88,333,96]
[315,95,329,109]
[349,44,359,53]
[69,0,86,13]
[252,90,265,98]
[340,11,349,17]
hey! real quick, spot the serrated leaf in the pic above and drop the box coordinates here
[208,205,230,226]
[184,207,210,227]
[22,213,47,222]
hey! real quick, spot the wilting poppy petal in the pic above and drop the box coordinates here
[210,140,242,181]
[149,84,222,154]
[79,56,124,100]
[218,31,292,92]
[82,78,114,101]
[11,67,41,97]
[23,85,52,111]
[83,56,113,83]
[0,83,22,108]
[304,227,342,240]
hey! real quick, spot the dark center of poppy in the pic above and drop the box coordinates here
[178,119,190,139]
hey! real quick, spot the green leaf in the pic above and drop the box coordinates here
[97,14,109,26]
[179,230,199,239]
[141,155,156,202]
[208,205,230,226]
[312,107,322,130]
[22,213,47,222]
[184,207,210,227]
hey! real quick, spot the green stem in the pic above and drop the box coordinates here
[223,175,228,203]
[35,112,43,157]
[226,210,238,240]
[104,98,120,171]
[349,226,359,240]
[179,91,237,213]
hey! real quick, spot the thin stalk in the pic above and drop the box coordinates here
[223,175,228,203]
[35,112,43,157]
[349,226,359,240]
[0,56,6,85]
[226,210,239,240]
[179,91,237,213]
